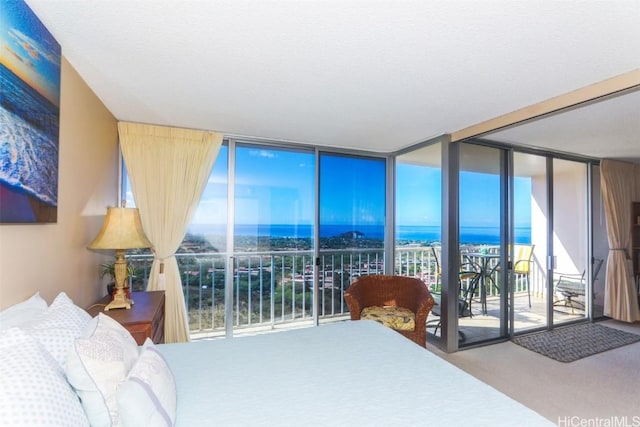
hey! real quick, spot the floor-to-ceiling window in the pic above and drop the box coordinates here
[437,141,596,347]
[232,143,316,331]
[458,143,505,345]
[394,143,442,280]
[552,158,589,325]
[318,152,386,320]
[512,152,548,333]
[121,135,598,349]
[185,143,229,334]
[394,143,442,336]
[123,142,389,337]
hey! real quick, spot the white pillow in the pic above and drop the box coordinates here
[118,338,177,427]
[22,292,91,369]
[0,328,89,426]
[0,292,47,330]
[66,313,139,427]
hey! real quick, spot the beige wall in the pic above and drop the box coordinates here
[0,58,118,309]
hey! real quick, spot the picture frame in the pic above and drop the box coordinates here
[0,0,61,223]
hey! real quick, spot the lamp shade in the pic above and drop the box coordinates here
[88,207,151,250]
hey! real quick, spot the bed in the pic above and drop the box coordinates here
[0,292,553,426]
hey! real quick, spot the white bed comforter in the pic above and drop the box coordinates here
[158,320,553,426]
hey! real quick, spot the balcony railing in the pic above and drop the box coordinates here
[127,246,439,338]
[127,245,533,339]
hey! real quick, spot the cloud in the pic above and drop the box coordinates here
[249,149,276,159]
[8,28,60,67]
[21,41,39,60]
[3,44,32,69]
[207,174,226,184]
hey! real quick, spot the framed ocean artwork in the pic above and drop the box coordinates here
[0,0,61,223]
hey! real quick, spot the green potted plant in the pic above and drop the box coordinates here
[100,262,136,297]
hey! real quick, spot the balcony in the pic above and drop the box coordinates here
[127,245,575,342]
[127,246,438,339]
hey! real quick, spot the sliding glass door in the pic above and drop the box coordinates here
[512,152,548,333]
[458,144,505,345]
[395,143,442,337]
[122,135,596,346]
[551,158,589,325]
[453,142,593,344]
[231,143,316,332]
[319,153,386,321]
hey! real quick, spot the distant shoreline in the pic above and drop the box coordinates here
[186,223,532,245]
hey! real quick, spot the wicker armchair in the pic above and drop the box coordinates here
[344,275,435,347]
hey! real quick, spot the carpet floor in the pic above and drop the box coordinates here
[511,322,640,363]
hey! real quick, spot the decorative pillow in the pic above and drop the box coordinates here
[361,306,416,331]
[117,338,177,427]
[66,313,140,427]
[0,328,89,426]
[0,292,47,330]
[22,292,91,369]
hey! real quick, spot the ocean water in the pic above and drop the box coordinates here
[0,63,59,206]
[188,223,531,244]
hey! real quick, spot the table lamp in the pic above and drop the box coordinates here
[88,207,151,310]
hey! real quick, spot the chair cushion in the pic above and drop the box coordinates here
[556,281,585,298]
[361,306,415,331]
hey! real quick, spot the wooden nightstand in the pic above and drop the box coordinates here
[86,291,165,345]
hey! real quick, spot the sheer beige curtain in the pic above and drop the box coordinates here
[600,159,640,322]
[118,122,223,342]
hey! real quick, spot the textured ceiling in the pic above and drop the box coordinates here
[24,0,640,158]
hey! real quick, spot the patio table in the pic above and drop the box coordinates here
[464,252,500,314]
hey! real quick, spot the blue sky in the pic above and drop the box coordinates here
[395,164,441,226]
[129,144,531,228]
[392,164,531,228]
[319,154,385,226]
